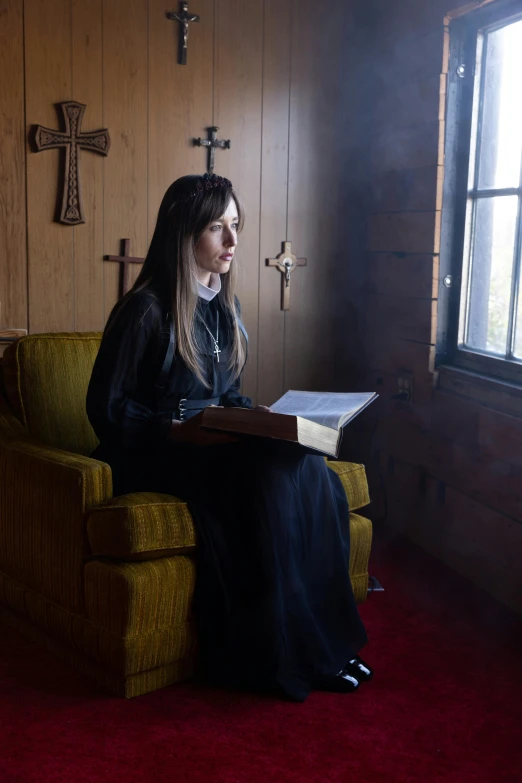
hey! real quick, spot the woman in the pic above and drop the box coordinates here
[87,173,372,701]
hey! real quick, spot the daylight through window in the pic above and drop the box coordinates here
[459,16,522,360]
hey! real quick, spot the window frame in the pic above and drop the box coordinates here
[438,0,522,385]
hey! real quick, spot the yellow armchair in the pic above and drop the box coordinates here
[0,333,372,697]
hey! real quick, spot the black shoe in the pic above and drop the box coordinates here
[343,655,373,682]
[316,670,360,693]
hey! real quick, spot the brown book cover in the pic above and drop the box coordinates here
[201,390,378,457]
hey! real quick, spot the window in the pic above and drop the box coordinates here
[440,1,522,383]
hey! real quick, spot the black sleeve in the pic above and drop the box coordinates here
[86,292,172,448]
[220,373,252,409]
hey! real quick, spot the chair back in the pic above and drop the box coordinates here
[2,333,102,456]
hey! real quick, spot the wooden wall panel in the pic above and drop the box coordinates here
[369,212,441,254]
[371,166,443,213]
[356,0,522,613]
[286,0,355,392]
[72,0,104,331]
[214,0,263,403]
[371,121,442,172]
[0,0,27,332]
[257,0,291,407]
[415,480,522,614]
[102,0,149,319]
[25,0,74,333]
[366,253,438,299]
[148,0,214,242]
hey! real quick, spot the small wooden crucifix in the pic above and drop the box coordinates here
[266,241,307,311]
[33,101,110,225]
[166,1,200,65]
[104,239,145,298]
[194,126,231,174]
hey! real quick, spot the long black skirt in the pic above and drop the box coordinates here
[96,438,368,701]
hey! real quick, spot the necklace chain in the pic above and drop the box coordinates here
[202,312,221,362]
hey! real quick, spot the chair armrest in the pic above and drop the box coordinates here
[87,492,196,560]
[325,460,370,511]
[0,396,112,612]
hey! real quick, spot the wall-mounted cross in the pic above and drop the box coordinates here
[104,239,145,298]
[194,126,230,174]
[33,101,110,225]
[166,1,200,65]
[266,241,308,311]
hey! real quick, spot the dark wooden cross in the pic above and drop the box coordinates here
[194,126,231,174]
[266,241,308,311]
[33,101,110,225]
[104,239,145,299]
[166,1,200,65]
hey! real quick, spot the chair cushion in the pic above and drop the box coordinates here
[2,332,101,456]
[87,492,197,559]
[326,460,370,511]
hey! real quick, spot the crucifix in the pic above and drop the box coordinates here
[194,126,231,174]
[33,101,110,225]
[166,1,200,65]
[266,241,308,311]
[104,239,145,298]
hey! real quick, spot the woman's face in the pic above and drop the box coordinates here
[194,197,239,284]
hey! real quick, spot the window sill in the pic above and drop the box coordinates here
[436,364,522,416]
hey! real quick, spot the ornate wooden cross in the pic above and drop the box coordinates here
[194,126,231,174]
[104,239,145,299]
[33,101,110,225]
[266,241,308,311]
[166,1,200,65]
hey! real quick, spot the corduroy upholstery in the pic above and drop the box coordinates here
[0,333,373,697]
[87,493,197,560]
[2,332,101,456]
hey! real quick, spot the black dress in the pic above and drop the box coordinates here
[87,288,368,701]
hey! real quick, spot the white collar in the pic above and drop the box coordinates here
[197,273,221,302]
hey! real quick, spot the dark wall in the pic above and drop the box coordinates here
[357,0,522,613]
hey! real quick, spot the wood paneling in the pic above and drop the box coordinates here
[371,121,442,172]
[286,0,355,392]
[364,294,437,343]
[257,0,292,407]
[25,0,74,333]
[375,29,445,88]
[415,479,522,613]
[72,0,104,331]
[429,436,522,521]
[369,212,441,254]
[214,0,263,403]
[365,253,438,299]
[102,0,149,319]
[0,0,27,332]
[373,75,444,132]
[366,335,435,377]
[148,0,214,241]
[371,166,443,213]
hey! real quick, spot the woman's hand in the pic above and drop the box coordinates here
[168,411,239,446]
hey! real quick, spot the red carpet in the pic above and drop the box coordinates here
[1,534,521,783]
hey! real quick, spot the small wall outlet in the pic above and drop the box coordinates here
[392,371,413,404]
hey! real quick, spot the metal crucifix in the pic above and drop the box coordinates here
[194,126,231,174]
[166,1,200,65]
[266,241,308,311]
[33,101,110,225]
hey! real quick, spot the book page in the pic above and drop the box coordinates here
[270,390,376,430]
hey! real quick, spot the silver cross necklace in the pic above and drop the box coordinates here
[202,312,221,362]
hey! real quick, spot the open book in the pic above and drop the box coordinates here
[201,390,378,457]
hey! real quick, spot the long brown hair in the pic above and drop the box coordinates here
[125,174,245,386]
